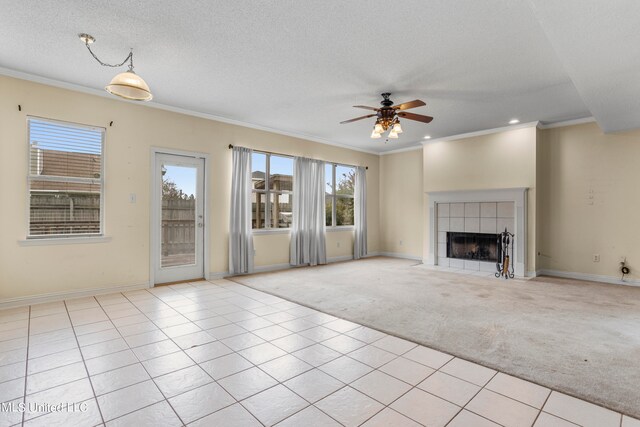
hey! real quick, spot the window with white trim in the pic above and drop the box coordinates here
[27,118,105,237]
[251,152,293,229]
[325,163,355,227]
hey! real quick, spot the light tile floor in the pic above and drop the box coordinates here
[0,279,638,427]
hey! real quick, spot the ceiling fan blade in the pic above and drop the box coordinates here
[353,105,379,111]
[340,114,377,124]
[393,99,426,110]
[397,111,434,123]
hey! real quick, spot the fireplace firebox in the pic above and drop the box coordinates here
[446,232,499,262]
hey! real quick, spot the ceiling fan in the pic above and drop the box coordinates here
[340,93,433,139]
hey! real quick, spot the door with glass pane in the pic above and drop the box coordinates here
[154,153,205,284]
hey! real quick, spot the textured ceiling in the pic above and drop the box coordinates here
[0,0,632,152]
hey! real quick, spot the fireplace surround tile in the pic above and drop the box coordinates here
[480,262,496,273]
[480,203,497,218]
[497,218,515,234]
[438,218,450,232]
[497,202,514,218]
[464,218,480,233]
[428,189,527,277]
[450,203,465,218]
[438,203,450,218]
[480,218,497,234]
[464,203,480,218]
[449,259,464,269]
[464,260,480,271]
[450,218,464,232]
[438,243,447,257]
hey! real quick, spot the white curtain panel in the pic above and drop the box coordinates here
[290,157,327,266]
[354,166,368,259]
[229,146,254,274]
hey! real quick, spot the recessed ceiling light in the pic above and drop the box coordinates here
[423,135,431,139]
[509,119,520,124]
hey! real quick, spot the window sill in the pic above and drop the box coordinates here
[327,226,355,232]
[252,229,291,236]
[19,236,112,246]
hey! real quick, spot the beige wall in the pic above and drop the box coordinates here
[537,122,640,281]
[423,126,538,272]
[0,76,380,300]
[379,149,423,259]
[3,74,638,302]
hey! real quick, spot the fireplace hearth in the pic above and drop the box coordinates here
[447,232,499,262]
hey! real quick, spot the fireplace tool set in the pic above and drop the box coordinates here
[496,228,515,279]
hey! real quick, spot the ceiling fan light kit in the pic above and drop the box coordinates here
[340,93,433,140]
[78,33,153,101]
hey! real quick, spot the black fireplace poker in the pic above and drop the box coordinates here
[496,228,515,279]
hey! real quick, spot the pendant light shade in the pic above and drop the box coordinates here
[79,33,153,102]
[105,70,153,101]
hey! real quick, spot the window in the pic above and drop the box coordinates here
[27,118,104,237]
[325,163,355,227]
[251,152,293,229]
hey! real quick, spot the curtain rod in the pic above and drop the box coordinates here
[228,144,368,170]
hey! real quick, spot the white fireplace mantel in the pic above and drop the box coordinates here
[425,188,528,277]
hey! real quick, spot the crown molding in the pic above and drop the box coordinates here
[1,67,600,156]
[0,66,380,156]
[422,121,540,145]
[379,144,423,155]
[537,116,596,129]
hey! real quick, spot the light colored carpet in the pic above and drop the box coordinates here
[231,257,640,418]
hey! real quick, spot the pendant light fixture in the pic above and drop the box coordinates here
[79,33,153,101]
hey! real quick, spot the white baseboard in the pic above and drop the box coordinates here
[328,255,355,263]
[208,271,228,280]
[376,251,423,262]
[526,270,540,278]
[0,282,151,310]
[539,269,640,287]
[210,256,356,279]
[255,263,293,273]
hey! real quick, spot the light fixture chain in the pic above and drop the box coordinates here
[84,42,134,70]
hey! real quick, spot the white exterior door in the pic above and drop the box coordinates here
[153,153,205,284]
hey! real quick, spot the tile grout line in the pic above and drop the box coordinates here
[118,285,287,425]
[111,290,190,426]
[153,280,640,424]
[63,298,106,426]
[20,305,31,426]
[194,281,433,426]
[444,370,507,427]
[224,282,518,427]
[139,289,272,426]
[228,278,639,421]
[159,282,316,427]
[10,280,637,426]
[530,391,553,427]
[153,281,342,426]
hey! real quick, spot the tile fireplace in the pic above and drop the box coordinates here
[426,188,528,276]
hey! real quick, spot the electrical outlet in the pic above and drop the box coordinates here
[399,240,403,246]
[129,193,136,203]
[593,254,600,262]
[337,242,340,248]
